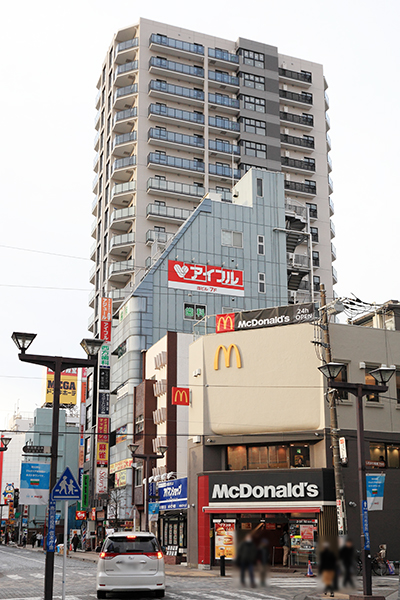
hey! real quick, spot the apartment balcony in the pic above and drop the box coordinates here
[279,89,313,107]
[325,112,331,131]
[279,111,314,130]
[110,206,136,231]
[147,203,192,224]
[148,80,204,106]
[108,259,135,283]
[280,134,314,152]
[209,189,232,202]
[209,139,240,159]
[145,230,174,246]
[147,177,205,200]
[149,56,204,83]
[327,154,333,173]
[114,84,138,109]
[88,289,96,309]
[330,220,336,239]
[114,60,138,86]
[285,200,308,224]
[208,47,239,67]
[112,131,137,157]
[90,219,97,239]
[332,266,338,285]
[284,180,317,197]
[113,107,137,133]
[92,173,99,194]
[287,253,311,291]
[209,115,240,138]
[149,33,204,59]
[89,241,97,261]
[147,152,205,175]
[279,67,312,87]
[329,197,335,216]
[109,233,135,257]
[208,70,239,91]
[94,110,101,130]
[325,91,330,110]
[208,92,240,115]
[93,152,100,171]
[89,264,96,284]
[209,163,241,181]
[111,155,136,181]
[326,133,332,152]
[328,175,334,194]
[111,180,136,206]
[115,38,138,62]
[106,286,132,307]
[148,103,204,130]
[281,157,315,173]
[91,196,98,216]
[331,243,337,261]
[288,289,312,304]
[88,312,95,332]
[94,130,100,151]
[148,127,205,154]
[95,88,102,110]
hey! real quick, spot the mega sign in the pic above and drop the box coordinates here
[216,303,315,333]
[168,260,244,297]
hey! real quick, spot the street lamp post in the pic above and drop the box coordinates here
[318,362,395,598]
[12,333,103,600]
[128,444,168,532]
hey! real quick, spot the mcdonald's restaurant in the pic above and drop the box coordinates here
[186,318,400,568]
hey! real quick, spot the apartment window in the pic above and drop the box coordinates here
[154,226,165,232]
[241,49,264,68]
[155,174,166,180]
[100,132,104,147]
[102,66,106,84]
[242,140,267,159]
[134,465,143,486]
[216,185,230,193]
[98,175,103,194]
[242,94,266,113]
[257,235,265,255]
[183,303,207,320]
[105,163,109,182]
[221,229,243,248]
[117,340,127,359]
[312,251,320,267]
[307,203,318,219]
[303,157,315,169]
[258,273,266,293]
[333,364,348,400]
[365,367,380,402]
[105,185,109,205]
[305,179,317,191]
[154,200,166,206]
[103,233,108,255]
[256,178,263,197]
[135,414,144,434]
[108,92,112,112]
[102,259,107,281]
[313,275,320,292]
[310,227,319,243]
[242,117,266,136]
[108,70,113,88]
[242,72,265,90]
[96,246,101,266]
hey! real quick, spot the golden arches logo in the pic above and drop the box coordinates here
[172,387,190,405]
[214,344,242,370]
[216,313,235,333]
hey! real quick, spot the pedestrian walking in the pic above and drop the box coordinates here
[31,532,37,548]
[339,539,355,588]
[280,526,290,567]
[257,528,269,586]
[237,534,258,587]
[22,534,27,547]
[319,541,337,597]
[72,533,80,552]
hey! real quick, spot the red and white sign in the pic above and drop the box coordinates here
[168,260,244,297]
[76,511,86,520]
[96,468,108,495]
[97,417,109,442]
[100,320,111,342]
[100,297,112,342]
[172,387,190,406]
[91,507,96,521]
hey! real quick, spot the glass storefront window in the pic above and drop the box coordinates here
[370,443,386,463]
[227,445,247,470]
[290,445,310,468]
[269,445,290,469]
[387,445,400,468]
[248,446,269,470]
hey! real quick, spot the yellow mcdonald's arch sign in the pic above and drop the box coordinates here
[216,313,235,333]
[172,387,190,406]
[214,344,242,370]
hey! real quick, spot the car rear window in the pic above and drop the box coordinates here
[103,536,160,554]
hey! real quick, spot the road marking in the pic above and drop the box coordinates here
[0,548,62,571]
[32,573,44,578]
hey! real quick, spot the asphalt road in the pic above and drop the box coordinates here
[0,545,398,600]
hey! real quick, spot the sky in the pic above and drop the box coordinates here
[0,0,399,429]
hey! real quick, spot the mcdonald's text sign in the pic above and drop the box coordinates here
[214,344,242,370]
[172,387,190,406]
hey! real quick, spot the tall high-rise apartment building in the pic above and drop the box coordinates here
[89,18,335,333]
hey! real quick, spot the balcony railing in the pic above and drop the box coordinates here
[111,180,136,198]
[279,68,312,84]
[114,107,137,125]
[209,71,239,86]
[148,128,205,148]
[325,91,330,108]
[327,154,333,171]
[209,139,240,155]
[112,155,136,172]
[110,206,136,225]
[113,131,137,150]
[209,189,232,202]
[325,112,331,129]
[209,116,240,132]
[146,230,174,244]
[110,233,135,250]
[326,133,332,150]
[114,84,138,102]
[208,48,239,64]
[147,203,192,221]
[208,93,240,109]
[148,103,205,125]
[94,110,101,127]
[149,79,204,101]
[115,61,138,76]
[148,153,205,172]
[329,197,335,215]
[331,243,337,260]
[279,89,313,105]
[147,177,205,198]
[149,33,204,55]
[109,260,135,276]
[92,173,99,191]
[279,111,314,127]
[330,220,336,237]
[149,56,204,78]
[328,175,334,191]
[281,134,314,149]
[209,164,240,178]
[284,180,317,195]
[281,157,315,171]
[116,38,138,53]
[332,266,338,282]
[285,200,307,220]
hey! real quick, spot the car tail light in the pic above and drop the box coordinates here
[99,552,116,560]
[126,535,137,539]
[145,551,164,560]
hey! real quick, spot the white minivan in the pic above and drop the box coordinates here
[96,531,165,598]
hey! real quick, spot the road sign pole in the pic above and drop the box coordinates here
[62,500,67,600]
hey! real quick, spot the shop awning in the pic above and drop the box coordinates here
[202,506,321,514]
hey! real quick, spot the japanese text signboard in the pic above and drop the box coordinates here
[216,303,315,333]
[168,260,244,297]
[45,368,78,405]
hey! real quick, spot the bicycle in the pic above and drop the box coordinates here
[355,550,388,576]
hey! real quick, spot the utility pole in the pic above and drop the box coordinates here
[319,284,347,537]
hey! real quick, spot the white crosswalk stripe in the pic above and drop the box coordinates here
[32,573,44,578]
[7,574,24,580]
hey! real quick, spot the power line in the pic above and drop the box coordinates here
[0,244,91,261]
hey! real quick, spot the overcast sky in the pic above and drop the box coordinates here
[1,0,399,429]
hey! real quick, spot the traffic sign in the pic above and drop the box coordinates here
[52,467,81,500]
[23,445,51,454]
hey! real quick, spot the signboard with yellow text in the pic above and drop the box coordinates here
[45,368,78,405]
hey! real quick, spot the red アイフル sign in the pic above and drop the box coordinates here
[168,260,244,297]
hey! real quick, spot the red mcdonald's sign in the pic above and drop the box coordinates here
[172,387,190,406]
[216,313,235,333]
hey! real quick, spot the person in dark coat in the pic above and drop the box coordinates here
[31,532,37,548]
[72,533,80,552]
[257,528,269,586]
[339,539,354,587]
[319,541,337,597]
[237,534,258,587]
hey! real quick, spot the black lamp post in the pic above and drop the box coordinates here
[12,332,103,600]
[318,362,395,597]
[128,443,168,532]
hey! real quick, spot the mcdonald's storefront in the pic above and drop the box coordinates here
[195,469,336,568]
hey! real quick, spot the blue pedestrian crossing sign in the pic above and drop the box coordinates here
[52,466,81,500]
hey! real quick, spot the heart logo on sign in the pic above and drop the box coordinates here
[174,264,189,278]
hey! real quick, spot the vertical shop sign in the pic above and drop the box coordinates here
[214,520,236,560]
